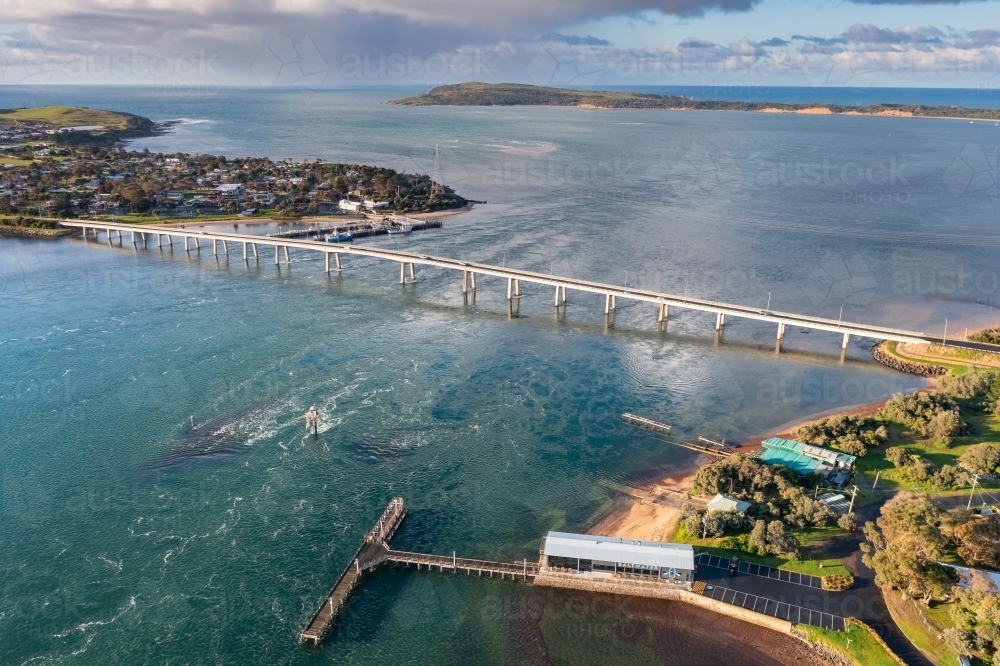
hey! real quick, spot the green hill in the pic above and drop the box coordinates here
[389,82,1000,120]
[0,106,155,138]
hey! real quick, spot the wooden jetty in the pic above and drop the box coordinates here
[299,498,405,645]
[622,413,671,435]
[299,498,534,646]
[384,550,537,580]
[678,441,733,458]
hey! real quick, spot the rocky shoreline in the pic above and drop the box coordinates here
[871,341,948,376]
[0,226,75,239]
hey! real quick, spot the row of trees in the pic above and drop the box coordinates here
[795,414,888,457]
[862,492,1000,657]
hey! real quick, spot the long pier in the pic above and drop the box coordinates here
[61,221,986,351]
[299,498,535,646]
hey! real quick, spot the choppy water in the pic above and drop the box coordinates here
[2,86,998,664]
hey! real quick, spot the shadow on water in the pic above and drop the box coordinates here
[140,405,277,472]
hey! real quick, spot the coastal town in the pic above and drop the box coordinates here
[0,115,466,224]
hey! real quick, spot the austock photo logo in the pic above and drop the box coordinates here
[944,143,999,202]
[252,35,328,88]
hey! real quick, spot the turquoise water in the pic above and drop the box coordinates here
[1,87,997,664]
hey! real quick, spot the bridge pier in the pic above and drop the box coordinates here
[515,279,521,297]
[325,253,330,273]
[284,246,291,264]
[462,270,468,293]
[106,229,112,246]
[157,234,162,248]
[409,263,415,281]
[275,244,280,265]
[554,285,560,307]
[335,253,341,271]
[470,272,476,291]
[222,240,228,255]
[507,277,512,300]
[213,239,217,256]
[842,332,850,349]
[605,294,611,315]
[253,243,259,260]
[777,322,786,340]
[399,262,405,284]
[242,241,247,261]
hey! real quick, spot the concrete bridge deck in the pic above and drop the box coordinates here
[62,221,993,352]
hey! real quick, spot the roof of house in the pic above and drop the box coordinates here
[758,437,857,476]
[707,493,751,514]
[542,532,695,570]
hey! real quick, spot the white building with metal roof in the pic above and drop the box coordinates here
[540,532,695,587]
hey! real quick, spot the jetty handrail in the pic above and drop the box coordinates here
[62,220,971,347]
[365,497,405,544]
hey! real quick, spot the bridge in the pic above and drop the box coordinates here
[62,221,981,351]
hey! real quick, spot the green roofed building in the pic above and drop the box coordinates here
[758,437,856,486]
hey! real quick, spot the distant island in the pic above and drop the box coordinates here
[390,82,1000,120]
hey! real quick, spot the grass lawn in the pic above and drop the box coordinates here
[0,156,34,166]
[674,525,852,578]
[799,623,902,666]
[885,341,972,374]
[0,106,137,130]
[853,414,1000,495]
[882,589,960,666]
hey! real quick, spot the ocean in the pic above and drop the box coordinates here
[1,85,998,664]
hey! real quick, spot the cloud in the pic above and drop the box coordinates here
[760,38,790,47]
[843,23,943,44]
[540,33,612,46]
[791,34,848,46]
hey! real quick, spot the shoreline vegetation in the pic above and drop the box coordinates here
[591,327,1000,665]
[389,83,1000,121]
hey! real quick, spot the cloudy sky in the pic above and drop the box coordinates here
[1,0,998,88]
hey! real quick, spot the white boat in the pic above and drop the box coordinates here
[386,223,412,235]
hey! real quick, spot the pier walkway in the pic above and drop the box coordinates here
[299,499,406,645]
[299,498,535,645]
[61,221,994,352]
[384,550,537,580]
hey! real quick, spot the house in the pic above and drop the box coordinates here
[338,199,363,212]
[707,494,751,514]
[758,437,856,486]
[213,183,243,199]
[539,532,695,587]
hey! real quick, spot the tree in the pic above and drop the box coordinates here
[861,492,954,604]
[838,513,858,532]
[960,444,1000,474]
[886,446,910,467]
[954,518,1000,569]
[876,392,965,444]
[765,521,798,555]
[748,520,768,556]
[927,410,964,446]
